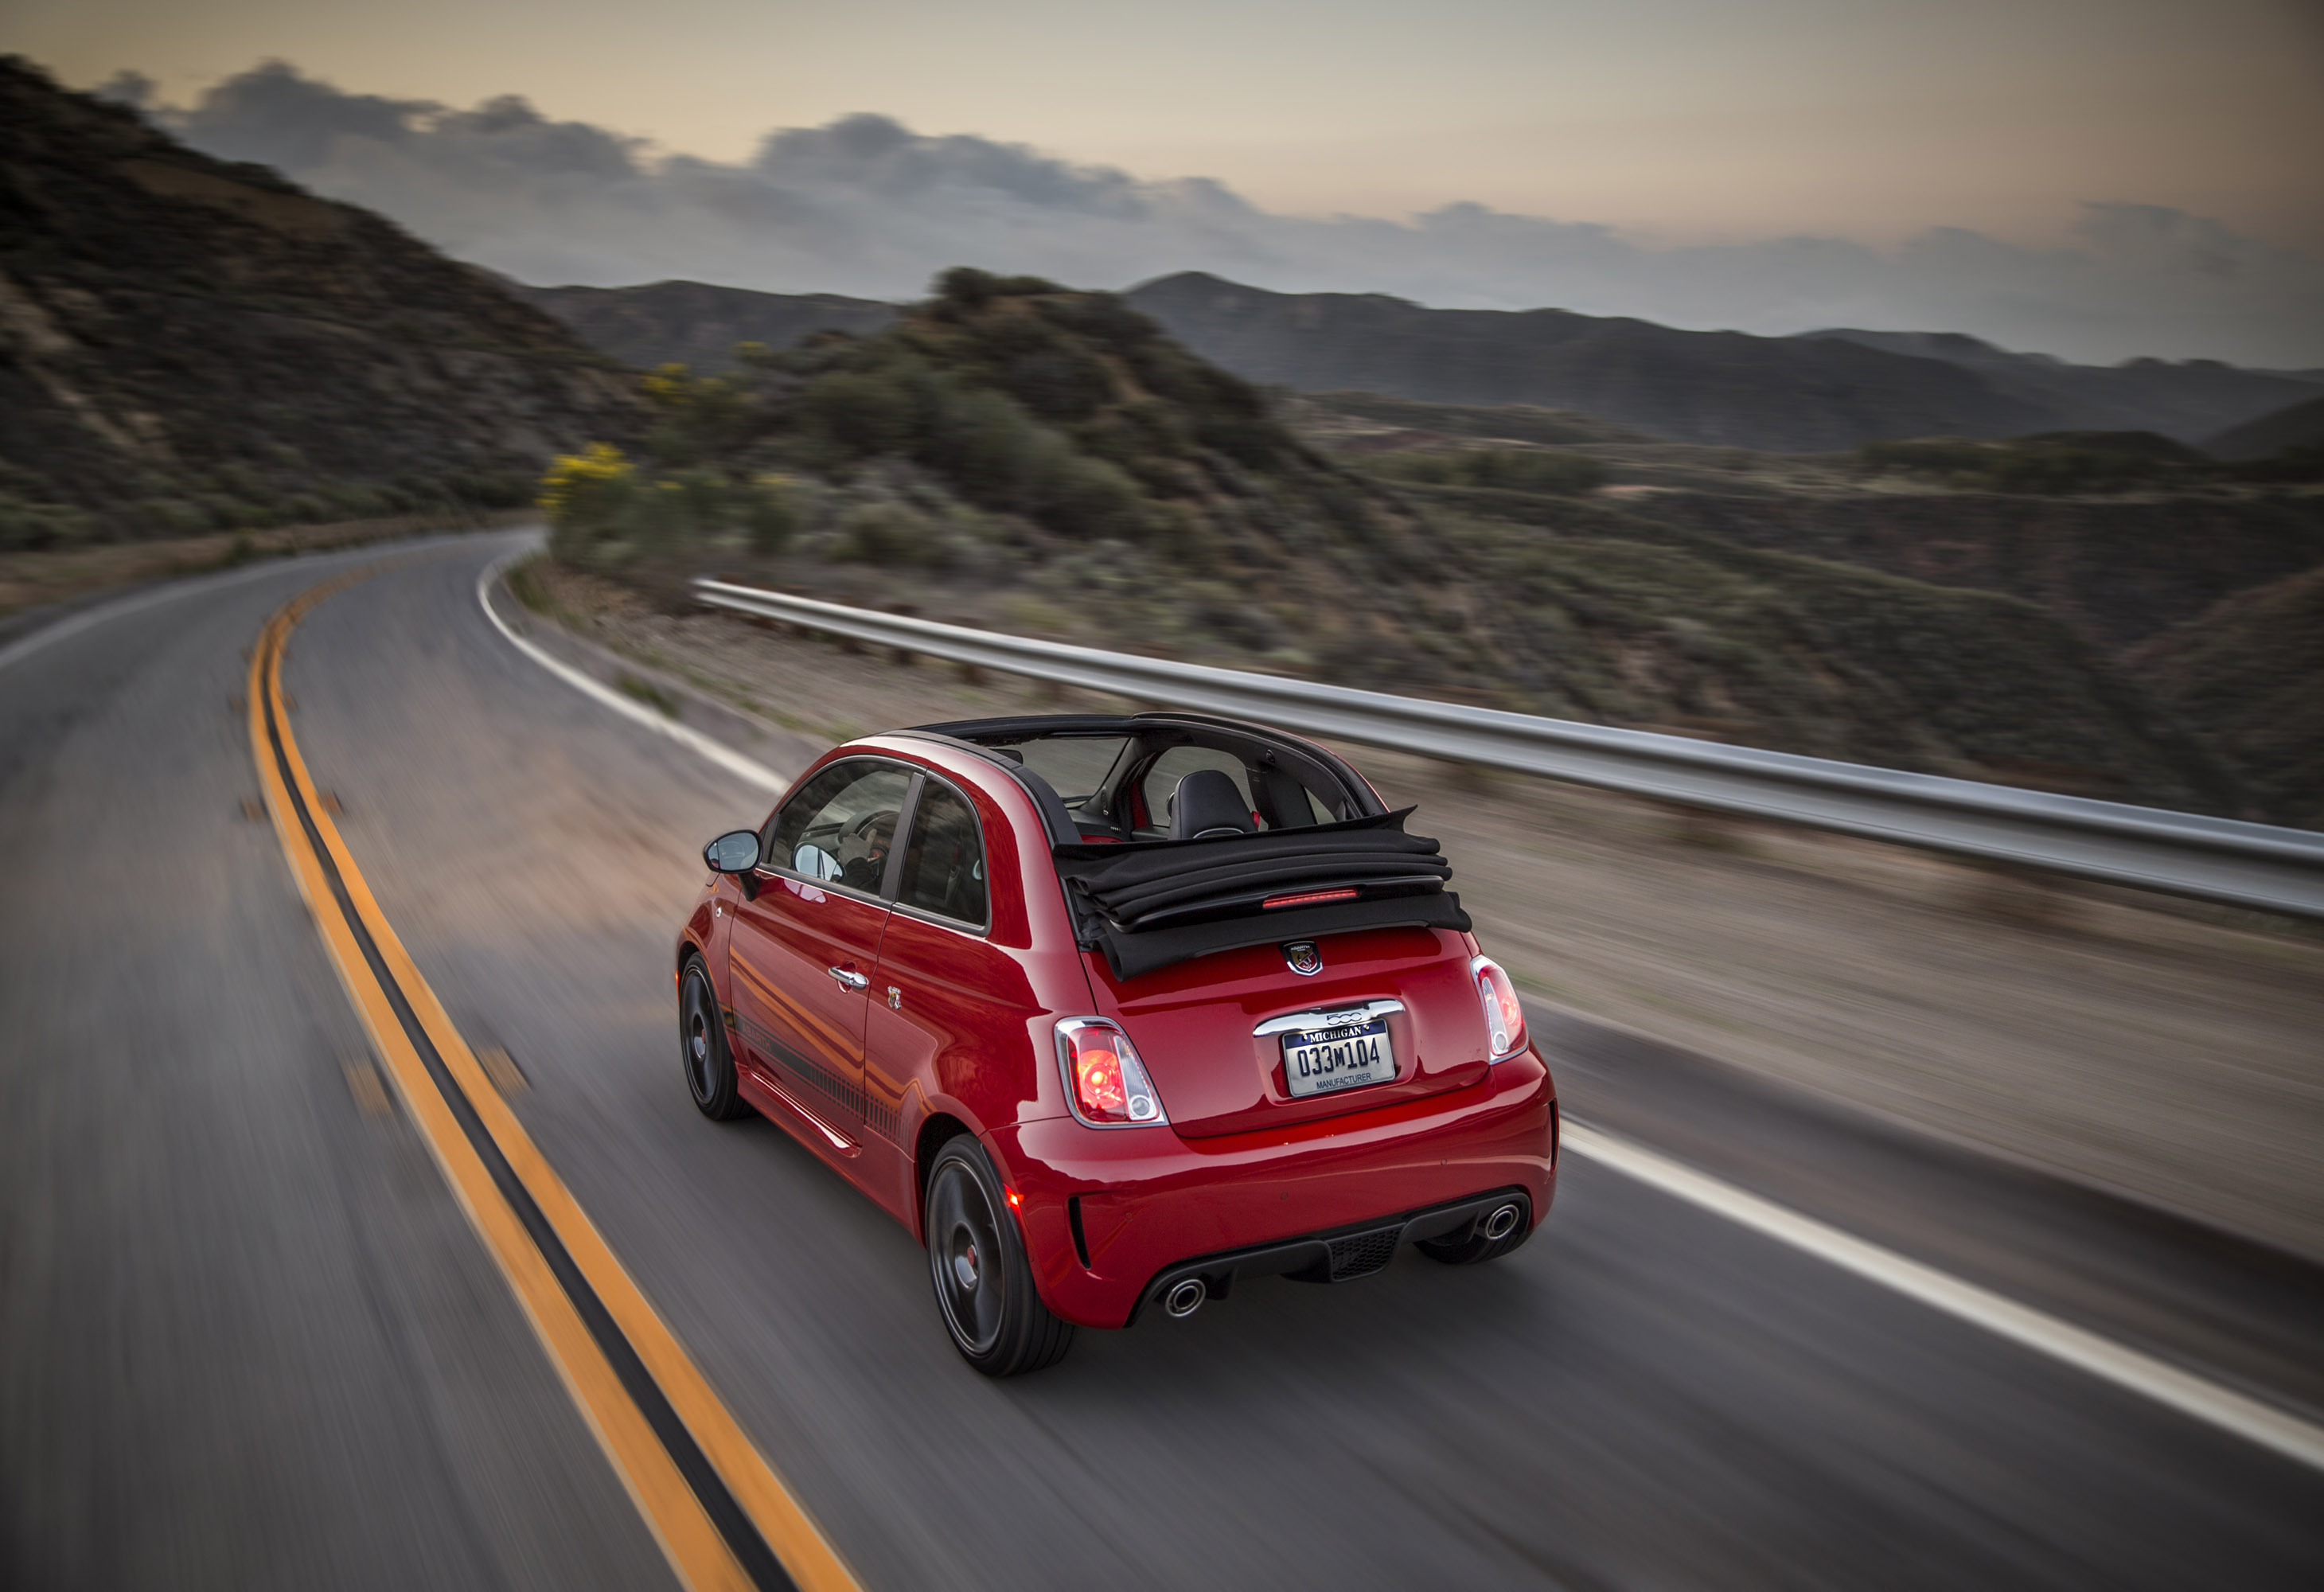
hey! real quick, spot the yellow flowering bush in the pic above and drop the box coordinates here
[536,442,634,525]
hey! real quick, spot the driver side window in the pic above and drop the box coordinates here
[766,760,913,896]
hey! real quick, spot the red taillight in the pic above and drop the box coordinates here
[1262,887,1359,910]
[1472,956,1527,1060]
[1055,1018,1168,1127]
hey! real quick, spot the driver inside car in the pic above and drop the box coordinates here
[834,812,895,892]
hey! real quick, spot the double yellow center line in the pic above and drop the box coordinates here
[249,565,860,1592]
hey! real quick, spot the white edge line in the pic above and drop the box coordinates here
[1562,1121,2324,1473]
[475,549,789,796]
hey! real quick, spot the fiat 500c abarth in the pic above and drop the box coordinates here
[677,712,1557,1375]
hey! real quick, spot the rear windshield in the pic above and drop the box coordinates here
[990,729,1350,842]
[1010,736,1129,807]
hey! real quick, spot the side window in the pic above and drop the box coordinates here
[895,780,988,927]
[767,760,912,895]
[1140,747,1253,833]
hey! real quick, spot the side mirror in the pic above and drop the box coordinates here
[703,830,762,874]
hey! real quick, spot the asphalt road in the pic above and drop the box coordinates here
[4,531,2319,1590]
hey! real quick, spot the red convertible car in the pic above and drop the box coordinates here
[678,712,1557,1374]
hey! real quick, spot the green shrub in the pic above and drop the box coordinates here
[1362,448,1605,496]
[835,501,942,566]
[743,474,805,554]
[641,364,758,466]
[926,387,1047,503]
[1038,452,1146,539]
[1858,435,2199,494]
[0,493,96,550]
[1004,348,1111,420]
[800,369,922,458]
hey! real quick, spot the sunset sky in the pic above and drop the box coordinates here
[10,0,2322,360]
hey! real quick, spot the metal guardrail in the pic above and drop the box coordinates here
[694,579,2324,920]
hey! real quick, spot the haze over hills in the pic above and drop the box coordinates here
[1798,327,2322,443]
[505,269,2324,455]
[1127,274,2324,452]
[501,279,897,375]
[1122,272,2057,453]
[0,59,638,545]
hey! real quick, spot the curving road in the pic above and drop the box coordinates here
[4,531,2320,1590]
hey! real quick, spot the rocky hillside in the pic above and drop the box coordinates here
[0,58,639,547]
[1629,489,2324,652]
[2128,567,2324,827]
[1278,396,2320,823]
[505,278,895,374]
[544,269,2247,818]
[2206,394,2324,462]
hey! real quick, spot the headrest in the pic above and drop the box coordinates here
[1168,768,1255,841]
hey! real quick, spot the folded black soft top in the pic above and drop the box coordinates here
[1056,809,1470,980]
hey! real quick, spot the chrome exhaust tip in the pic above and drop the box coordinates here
[1164,1278,1207,1319]
[1481,1203,1523,1242]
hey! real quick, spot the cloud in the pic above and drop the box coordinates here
[132,62,2324,366]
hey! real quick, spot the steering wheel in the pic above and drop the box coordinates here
[836,808,896,892]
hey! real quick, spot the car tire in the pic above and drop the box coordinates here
[679,955,748,1121]
[923,1135,1074,1376]
[1416,1199,1534,1266]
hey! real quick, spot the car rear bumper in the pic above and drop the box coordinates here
[988,1049,1556,1329]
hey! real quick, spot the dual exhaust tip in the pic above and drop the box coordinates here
[1159,1202,1519,1321]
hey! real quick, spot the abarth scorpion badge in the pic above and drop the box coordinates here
[1282,941,1323,976]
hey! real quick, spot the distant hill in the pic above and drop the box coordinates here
[1121,272,2054,453]
[1801,328,2324,446]
[2128,565,2324,827]
[2205,394,2324,462]
[0,58,638,547]
[504,279,897,373]
[1285,391,1653,449]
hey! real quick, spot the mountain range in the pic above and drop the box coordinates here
[502,269,2324,456]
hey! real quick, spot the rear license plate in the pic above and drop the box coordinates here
[1281,1020,1397,1098]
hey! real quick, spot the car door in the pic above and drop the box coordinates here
[727,757,910,1151]
[868,770,1050,1219]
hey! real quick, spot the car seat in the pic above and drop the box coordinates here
[1168,768,1257,841]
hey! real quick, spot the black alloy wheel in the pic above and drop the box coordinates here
[680,956,747,1121]
[923,1135,1074,1376]
[1416,1197,1534,1266]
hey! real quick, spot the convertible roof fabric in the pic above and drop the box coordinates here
[1055,809,1472,979]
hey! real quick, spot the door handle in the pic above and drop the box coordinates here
[826,966,869,991]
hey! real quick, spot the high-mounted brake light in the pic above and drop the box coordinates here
[1472,956,1527,1061]
[1055,1017,1168,1128]
[1261,887,1359,910]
